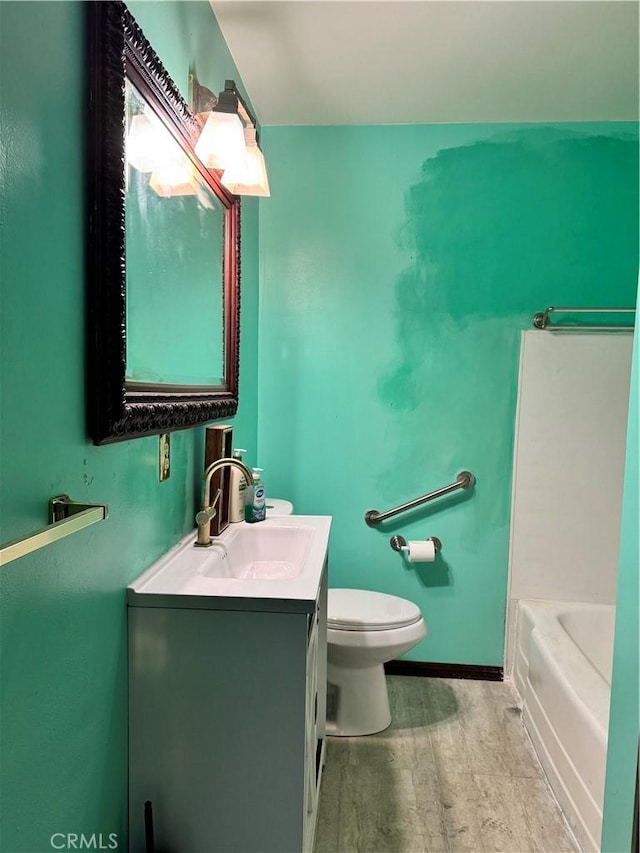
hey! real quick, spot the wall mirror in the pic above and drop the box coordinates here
[87,1,240,445]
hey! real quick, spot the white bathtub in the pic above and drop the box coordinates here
[514,600,615,852]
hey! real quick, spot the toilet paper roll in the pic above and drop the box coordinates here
[405,540,436,562]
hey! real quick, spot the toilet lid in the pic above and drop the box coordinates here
[327,589,423,631]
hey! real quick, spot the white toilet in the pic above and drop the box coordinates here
[326,589,427,736]
[265,500,427,736]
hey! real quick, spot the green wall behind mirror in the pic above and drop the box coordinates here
[0,1,259,849]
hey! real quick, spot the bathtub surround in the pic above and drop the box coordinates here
[259,123,639,667]
[509,333,632,604]
[0,3,258,850]
[505,331,633,670]
[507,327,638,849]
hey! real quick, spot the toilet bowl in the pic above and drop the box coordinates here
[326,589,427,737]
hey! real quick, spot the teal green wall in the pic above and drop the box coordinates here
[0,3,258,850]
[601,283,639,852]
[259,124,639,665]
[1,0,638,845]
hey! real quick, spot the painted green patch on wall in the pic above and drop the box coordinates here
[258,123,638,666]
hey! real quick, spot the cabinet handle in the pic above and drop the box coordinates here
[144,801,155,853]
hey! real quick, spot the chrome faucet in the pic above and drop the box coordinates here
[195,457,255,547]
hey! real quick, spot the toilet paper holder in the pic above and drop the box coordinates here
[390,535,442,555]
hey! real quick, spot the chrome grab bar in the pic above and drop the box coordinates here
[0,495,109,566]
[533,306,635,331]
[364,471,475,527]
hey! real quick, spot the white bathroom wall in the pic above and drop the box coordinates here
[505,331,633,671]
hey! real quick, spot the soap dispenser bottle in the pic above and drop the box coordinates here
[245,468,266,523]
[229,448,248,523]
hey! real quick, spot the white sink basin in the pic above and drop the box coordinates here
[127,516,331,612]
[197,524,313,580]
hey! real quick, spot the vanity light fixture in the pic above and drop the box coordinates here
[190,74,270,197]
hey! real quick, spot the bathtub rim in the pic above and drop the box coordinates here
[513,598,616,853]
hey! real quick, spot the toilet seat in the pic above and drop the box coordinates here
[328,589,422,631]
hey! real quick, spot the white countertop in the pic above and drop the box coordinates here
[127,515,331,614]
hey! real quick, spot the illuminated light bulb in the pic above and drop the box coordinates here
[126,110,176,173]
[220,126,270,197]
[148,148,197,197]
[194,110,246,172]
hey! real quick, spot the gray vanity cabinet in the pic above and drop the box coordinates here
[128,561,327,853]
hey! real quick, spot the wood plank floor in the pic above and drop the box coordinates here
[314,676,580,853]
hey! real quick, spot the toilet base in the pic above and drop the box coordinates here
[326,661,391,737]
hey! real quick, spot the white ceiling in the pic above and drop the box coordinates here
[210,1,639,125]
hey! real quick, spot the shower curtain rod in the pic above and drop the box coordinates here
[533,306,635,331]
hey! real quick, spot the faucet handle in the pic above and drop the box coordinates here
[195,507,215,526]
[195,488,222,526]
[194,488,223,547]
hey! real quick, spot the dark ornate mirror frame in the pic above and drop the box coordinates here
[86,1,240,445]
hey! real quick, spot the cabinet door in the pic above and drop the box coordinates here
[129,606,307,853]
